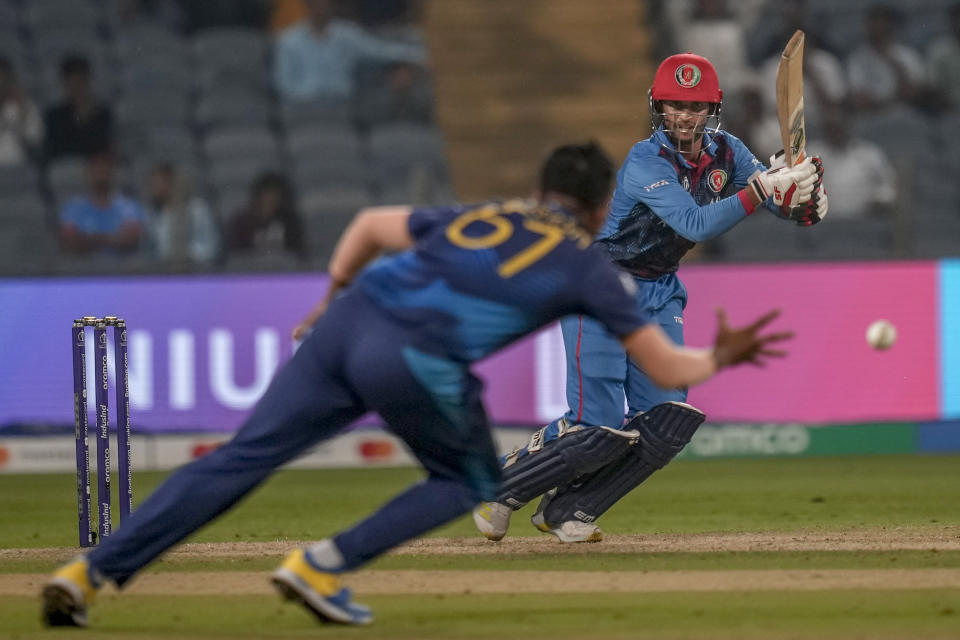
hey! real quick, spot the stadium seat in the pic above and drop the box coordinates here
[215,187,250,219]
[292,156,370,193]
[717,212,810,263]
[203,127,281,161]
[23,0,101,31]
[280,99,354,130]
[852,108,932,162]
[47,157,88,202]
[117,91,192,128]
[195,90,272,130]
[115,24,188,63]
[0,197,54,275]
[0,194,49,224]
[299,186,373,218]
[192,27,268,93]
[804,217,893,261]
[120,59,193,98]
[0,164,40,199]
[0,2,18,29]
[223,252,304,273]
[142,125,200,164]
[206,157,286,195]
[303,210,358,267]
[913,210,960,259]
[286,126,363,162]
[368,123,449,195]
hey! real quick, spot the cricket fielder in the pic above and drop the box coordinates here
[474,53,828,543]
[43,142,792,628]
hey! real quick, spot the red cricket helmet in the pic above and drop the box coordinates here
[650,53,722,104]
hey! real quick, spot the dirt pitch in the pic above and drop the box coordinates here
[3,528,959,596]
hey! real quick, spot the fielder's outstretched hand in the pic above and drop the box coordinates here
[712,308,793,368]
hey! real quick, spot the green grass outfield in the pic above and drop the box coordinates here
[1,455,959,639]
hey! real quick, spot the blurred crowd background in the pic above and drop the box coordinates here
[0,0,957,276]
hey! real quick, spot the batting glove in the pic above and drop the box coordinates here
[749,156,818,209]
[788,158,827,226]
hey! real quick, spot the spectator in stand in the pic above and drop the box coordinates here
[0,58,43,166]
[807,106,897,220]
[847,4,927,113]
[43,56,114,162]
[59,151,145,257]
[927,3,960,111]
[227,172,305,259]
[143,163,221,268]
[273,0,427,103]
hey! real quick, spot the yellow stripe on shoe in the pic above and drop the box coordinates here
[42,557,98,627]
[277,548,342,596]
[272,548,373,625]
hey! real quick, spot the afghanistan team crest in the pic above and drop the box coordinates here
[708,169,727,192]
[675,63,701,88]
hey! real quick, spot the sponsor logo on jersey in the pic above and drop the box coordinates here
[643,178,670,192]
[708,169,728,192]
[675,63,701,88]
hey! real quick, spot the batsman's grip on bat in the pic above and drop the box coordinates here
[748,155,818,210]
[765,152,827,226]
[789,156,828,226]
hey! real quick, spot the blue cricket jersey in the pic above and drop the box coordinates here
[597,128,768,278]
[356,199,652,362]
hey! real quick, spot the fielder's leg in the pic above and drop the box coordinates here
[44,293,370,627]
[274,338,502,625]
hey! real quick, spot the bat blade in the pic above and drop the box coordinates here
[776,30,806,166]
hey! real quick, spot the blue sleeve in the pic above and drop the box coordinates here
[59,199,85,228]
[339,21,427,65]
[723,132,783,217]
[273,31,305,100]
[618,149,749,242]
[575,250,650,338]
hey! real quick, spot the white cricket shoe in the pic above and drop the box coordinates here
[530,490,603,543]
[548,520,604,543]
[473,501,512,541]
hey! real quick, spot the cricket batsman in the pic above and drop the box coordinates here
[474,53,828,543]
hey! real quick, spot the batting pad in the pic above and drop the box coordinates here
[543,401,705,525]
[496,425,638,508]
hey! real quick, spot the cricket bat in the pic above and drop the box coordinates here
[775,30,806,166]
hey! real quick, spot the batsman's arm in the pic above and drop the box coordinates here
[293,206,414,339]
[619,308,793,389]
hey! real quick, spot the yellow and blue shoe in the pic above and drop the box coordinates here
[271,548,373,626]
[472,501,512,541]
[41,557,99,627]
